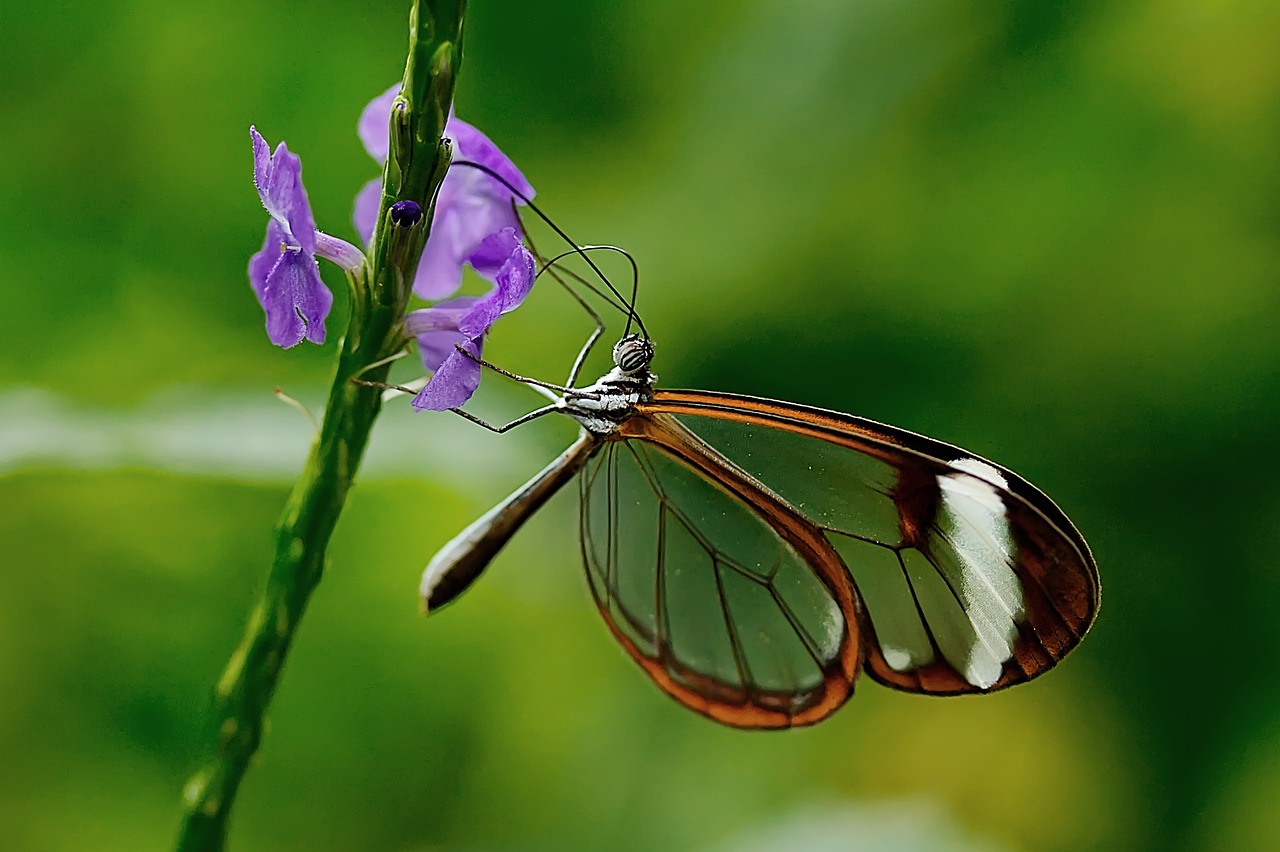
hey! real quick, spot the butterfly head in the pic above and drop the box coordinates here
[613,335,655,376]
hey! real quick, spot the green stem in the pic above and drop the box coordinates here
[175,2,467,849]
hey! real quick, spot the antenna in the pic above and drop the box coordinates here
[452,159,648,340]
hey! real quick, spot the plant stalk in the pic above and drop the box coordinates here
[175,2,467,849]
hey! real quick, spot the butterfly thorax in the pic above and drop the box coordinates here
[559,335,656,436]
[560,365,656,436]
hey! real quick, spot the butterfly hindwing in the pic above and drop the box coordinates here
[580,415,861,729]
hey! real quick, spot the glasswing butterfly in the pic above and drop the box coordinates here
[412,163,1099,730]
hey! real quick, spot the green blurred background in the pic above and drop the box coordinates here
[2,0,1277,849]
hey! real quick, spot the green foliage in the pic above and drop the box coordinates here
[2,0,1278,849]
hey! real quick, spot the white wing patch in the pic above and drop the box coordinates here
[932,457,1024,689]
[881,645,915,671]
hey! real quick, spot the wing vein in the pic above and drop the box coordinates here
[768,585,825,670]
[712,559,751,694]
[919,542,1013,668]
[656,505,670,656]
[896,548,942,682]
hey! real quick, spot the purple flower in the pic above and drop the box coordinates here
[405,230,536,410]
[353,84,535,300]
[248,127,333,348]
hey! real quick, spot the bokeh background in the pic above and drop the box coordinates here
[2,0,1278,849]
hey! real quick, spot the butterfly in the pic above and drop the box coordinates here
[411,164,1099,730]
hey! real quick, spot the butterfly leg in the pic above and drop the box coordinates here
[454,343,600,400]
[351,377,423,397]
[449,403,559,434]
[351,369,566,433]
[345,350,423,399]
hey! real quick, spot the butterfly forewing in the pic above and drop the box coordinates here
[580,425,861,728]
[638,390,1099,696]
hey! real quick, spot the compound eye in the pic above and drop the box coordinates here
[613,336,653,375]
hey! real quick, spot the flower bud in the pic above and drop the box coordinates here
[389,200,423,228]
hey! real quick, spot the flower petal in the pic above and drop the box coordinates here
[494,237,536,311]
[248,219,288,308]
[406,297,479,371]
[466,226,524,279]
[358,84,401,163]
[413,188,521,299]
[250,128,317,255]
[352,178,381,247]
[416,327,468,374]
[447,116,535,201]
[413,338,483,411]
[261,248,333,348]
[412,204,471,300]
[405,296,479,334]
[457,233,536,337]
[251,126,271,199]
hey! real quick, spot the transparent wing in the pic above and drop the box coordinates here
[636,391,1099,696]
[580,423,861,729]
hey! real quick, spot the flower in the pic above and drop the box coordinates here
[405,229,536,410]
[353,84,535,300]
[247,127,334,348]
